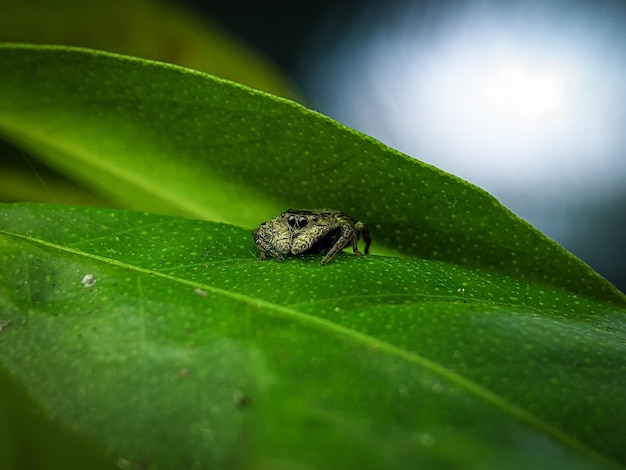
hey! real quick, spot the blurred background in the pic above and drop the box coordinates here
[1,0,624,292]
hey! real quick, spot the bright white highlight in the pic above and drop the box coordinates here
[304,0,626,215]
[480,57,569,123]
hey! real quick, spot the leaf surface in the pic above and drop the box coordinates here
[1,204,625,469]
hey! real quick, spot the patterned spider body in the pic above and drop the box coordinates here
[254,209,371,265]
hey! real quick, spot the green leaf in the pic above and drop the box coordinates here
[1,203,625,469]
[0,44,623,308]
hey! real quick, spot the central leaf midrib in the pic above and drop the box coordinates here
[0,228,614,467]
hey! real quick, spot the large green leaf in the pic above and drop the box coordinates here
[0,44,623,308]
[1,203,625,469]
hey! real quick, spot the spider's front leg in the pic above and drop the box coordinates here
[321,224,360,265]
[355,221,371,254]
[254,224,291,261]
[254,237,285,261]
[290,224,337,257]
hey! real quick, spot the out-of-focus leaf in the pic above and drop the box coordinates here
[0,162,111,207]
[0,0,293,97]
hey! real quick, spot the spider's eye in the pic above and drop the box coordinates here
[287,215,297,227]
[311,215,318,222]
[298,216,308,228]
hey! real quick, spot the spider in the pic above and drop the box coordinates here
[254,209,371,265]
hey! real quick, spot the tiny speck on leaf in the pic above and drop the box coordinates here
[193,288,208,297]
[81,274,96,287]
[233,390,248,408]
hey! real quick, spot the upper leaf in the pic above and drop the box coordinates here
[0,43,623,306]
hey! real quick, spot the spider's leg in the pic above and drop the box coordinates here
[321,224,359,264]
[254,238,285,261]
[254,227,289,261]
[355,222,371,254]
[291,224,337,255]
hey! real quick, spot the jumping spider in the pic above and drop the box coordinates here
[254,209,371,265]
